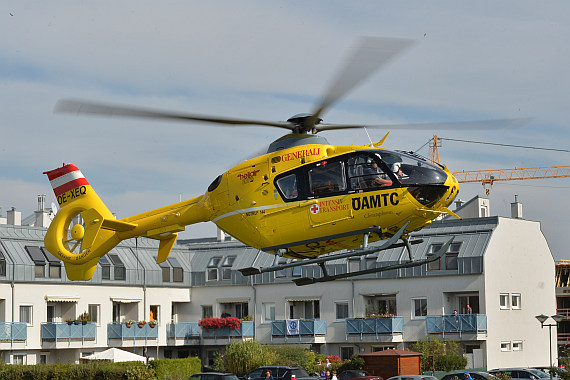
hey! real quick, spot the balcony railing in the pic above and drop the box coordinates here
[41,322,96,344]
[0,322,27,344]
[271,319,326,341]
[201,321,254,340]
[107,322,158,344]
[345,317,403,339]
[167,322,200,339]
[426,314,487,336]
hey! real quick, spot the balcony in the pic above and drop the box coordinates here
[426,314,487,337]
[167,322,200,344]
[107,322,158,344]
[41,322,96,344]
[271,319,326,342]
[201,321,254,341]
[345,317,403,340]
[0,322,27,345]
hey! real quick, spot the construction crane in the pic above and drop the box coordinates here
[427,136,570,195]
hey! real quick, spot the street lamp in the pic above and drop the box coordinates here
[535,314,564,380]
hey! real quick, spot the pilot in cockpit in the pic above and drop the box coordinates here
[364,159,392,187]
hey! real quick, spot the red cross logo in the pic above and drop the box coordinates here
[310,204,320,214]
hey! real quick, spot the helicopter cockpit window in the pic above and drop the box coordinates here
[308,161,346,196]
[348,155,393,190]
[276,174,299,200]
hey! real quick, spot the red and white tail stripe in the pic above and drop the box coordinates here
[44,164,90,197]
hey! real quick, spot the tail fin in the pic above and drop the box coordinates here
[44,164,136,280]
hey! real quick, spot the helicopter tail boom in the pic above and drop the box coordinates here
[44,164,127,280]
[44,164,210,281]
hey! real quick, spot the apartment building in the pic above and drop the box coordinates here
[0,196,556,370]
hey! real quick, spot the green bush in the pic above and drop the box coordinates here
[220,341,276,375]
[0,361,154,380]
[337,355,365,373]
[434,355,467,371]
[149,357,201,380]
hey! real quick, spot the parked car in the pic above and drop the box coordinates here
[386,376,437,380]
[441,371,496,380]
[488,368,550,380]
[338,370,382,380]
[190,373,240,380]
[533,367,566,378]
[246,366,317,380]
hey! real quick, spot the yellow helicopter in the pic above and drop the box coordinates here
[44,37,521,285]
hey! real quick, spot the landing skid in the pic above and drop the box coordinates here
[239,222,453,286]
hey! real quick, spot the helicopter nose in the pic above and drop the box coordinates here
[442,173,459,206]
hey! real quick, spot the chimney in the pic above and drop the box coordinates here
[0,206,6,225]
[511,195,523,219]
[34,194,50,228]
[454,198,465,210]
[7,207,22,226]
[217,228,226,242]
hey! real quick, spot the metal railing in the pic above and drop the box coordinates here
[41,322,96,344]
[271,319,326,341]
[0,322,27,345]
[426,314,487,337]
[345,317,403,340]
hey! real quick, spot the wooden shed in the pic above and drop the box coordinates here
[360,349,422,379]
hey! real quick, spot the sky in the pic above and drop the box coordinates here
[1,1,570,259]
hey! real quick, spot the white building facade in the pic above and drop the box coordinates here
[0,197,557,369]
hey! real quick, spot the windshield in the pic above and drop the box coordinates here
[377,150,447,186]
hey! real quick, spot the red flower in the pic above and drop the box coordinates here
[199,317,242,330]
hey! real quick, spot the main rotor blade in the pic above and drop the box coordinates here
[311,36,415,125]
[316,117,532,132]
[55,99,294,130]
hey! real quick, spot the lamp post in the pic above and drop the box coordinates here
[535,314,564,380]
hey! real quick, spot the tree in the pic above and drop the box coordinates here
[412,337,466,372]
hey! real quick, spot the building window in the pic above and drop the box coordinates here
[202,305,213,319]
[289,300,320,319]
[25,246,46,278]
[222,256,236,280]
[207,257,221,281]
[263,303,275,322]
[275,257,288,278]
[445,242,461,270]
[512,341,523,351]
[511,294,521,310]
[159,259,171,282]
[427,244,442,271]
[341,347,354,361]
[0,249,6,276]
[500,341,511,351]
[292,261,302,277]
[365,257,377,269]
[169,257,183,282]
[500,293,509,309]
[20,305,32,325]
[412,298,427,319]
[99,256,111,280]
[12,354,26,365]
[348,258,360,272]
[42,247,62,278]
[108,254,125,280]
[88,304,100,325]
[336,302,349,320]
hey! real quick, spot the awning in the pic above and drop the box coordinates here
[217,298,250,303]
[45,295,80,302]
[110,297,142,303]
[286,297,320,302]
